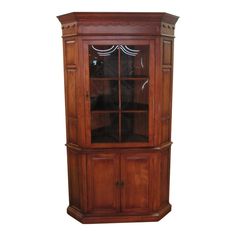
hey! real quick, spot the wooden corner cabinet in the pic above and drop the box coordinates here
[57,12,178,224]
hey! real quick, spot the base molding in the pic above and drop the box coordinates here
[67,204,171,224]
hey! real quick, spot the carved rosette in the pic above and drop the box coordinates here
[161,23,175,37]
[61,22,78,36]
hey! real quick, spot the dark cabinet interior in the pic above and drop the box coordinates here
[89,44,150,143]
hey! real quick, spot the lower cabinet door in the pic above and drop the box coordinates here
[120,153,153,213]
[87,153,120,214]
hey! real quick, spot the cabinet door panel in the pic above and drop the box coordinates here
[121,153,152,213]
[87,153,120,214]
[83,40,155,147]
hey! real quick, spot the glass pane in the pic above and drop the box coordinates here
[121,80,149,110]
[91,113,119,143]
[89,45,118,78]
[120,45,149,78]
[89,44,150,144]
[90,80,119,110]
[121,113,148,142]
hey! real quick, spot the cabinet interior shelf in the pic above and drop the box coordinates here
[92,126,148,143]
[90,77,149,81]
[91,110,148,113]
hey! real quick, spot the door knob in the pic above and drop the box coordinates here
[115,181,124,187]
[85,91,89,99]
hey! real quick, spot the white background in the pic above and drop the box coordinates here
[0,0,236,235]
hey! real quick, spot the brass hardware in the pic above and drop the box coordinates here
[86,91,89,99]
[115,181,124,187]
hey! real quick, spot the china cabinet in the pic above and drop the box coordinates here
[57,12,178,223]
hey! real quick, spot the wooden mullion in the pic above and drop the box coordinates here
[118,45,122,142]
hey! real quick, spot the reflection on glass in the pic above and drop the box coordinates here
[120,45,149,78]
[89,45,118,78]
[121,80,148,110]
[121,113,148,142]
[90,80,118,110]
[91,113,119,143]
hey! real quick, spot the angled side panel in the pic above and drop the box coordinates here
[160,38,174,144]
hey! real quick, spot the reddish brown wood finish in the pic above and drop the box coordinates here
[58,12,178,224]
[120,153,153,213]
[87,153,120,214]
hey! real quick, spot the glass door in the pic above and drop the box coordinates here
[85,41,154,146]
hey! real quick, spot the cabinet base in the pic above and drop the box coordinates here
[67,204,171,224]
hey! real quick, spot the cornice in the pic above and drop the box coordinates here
[57,12,179,25]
